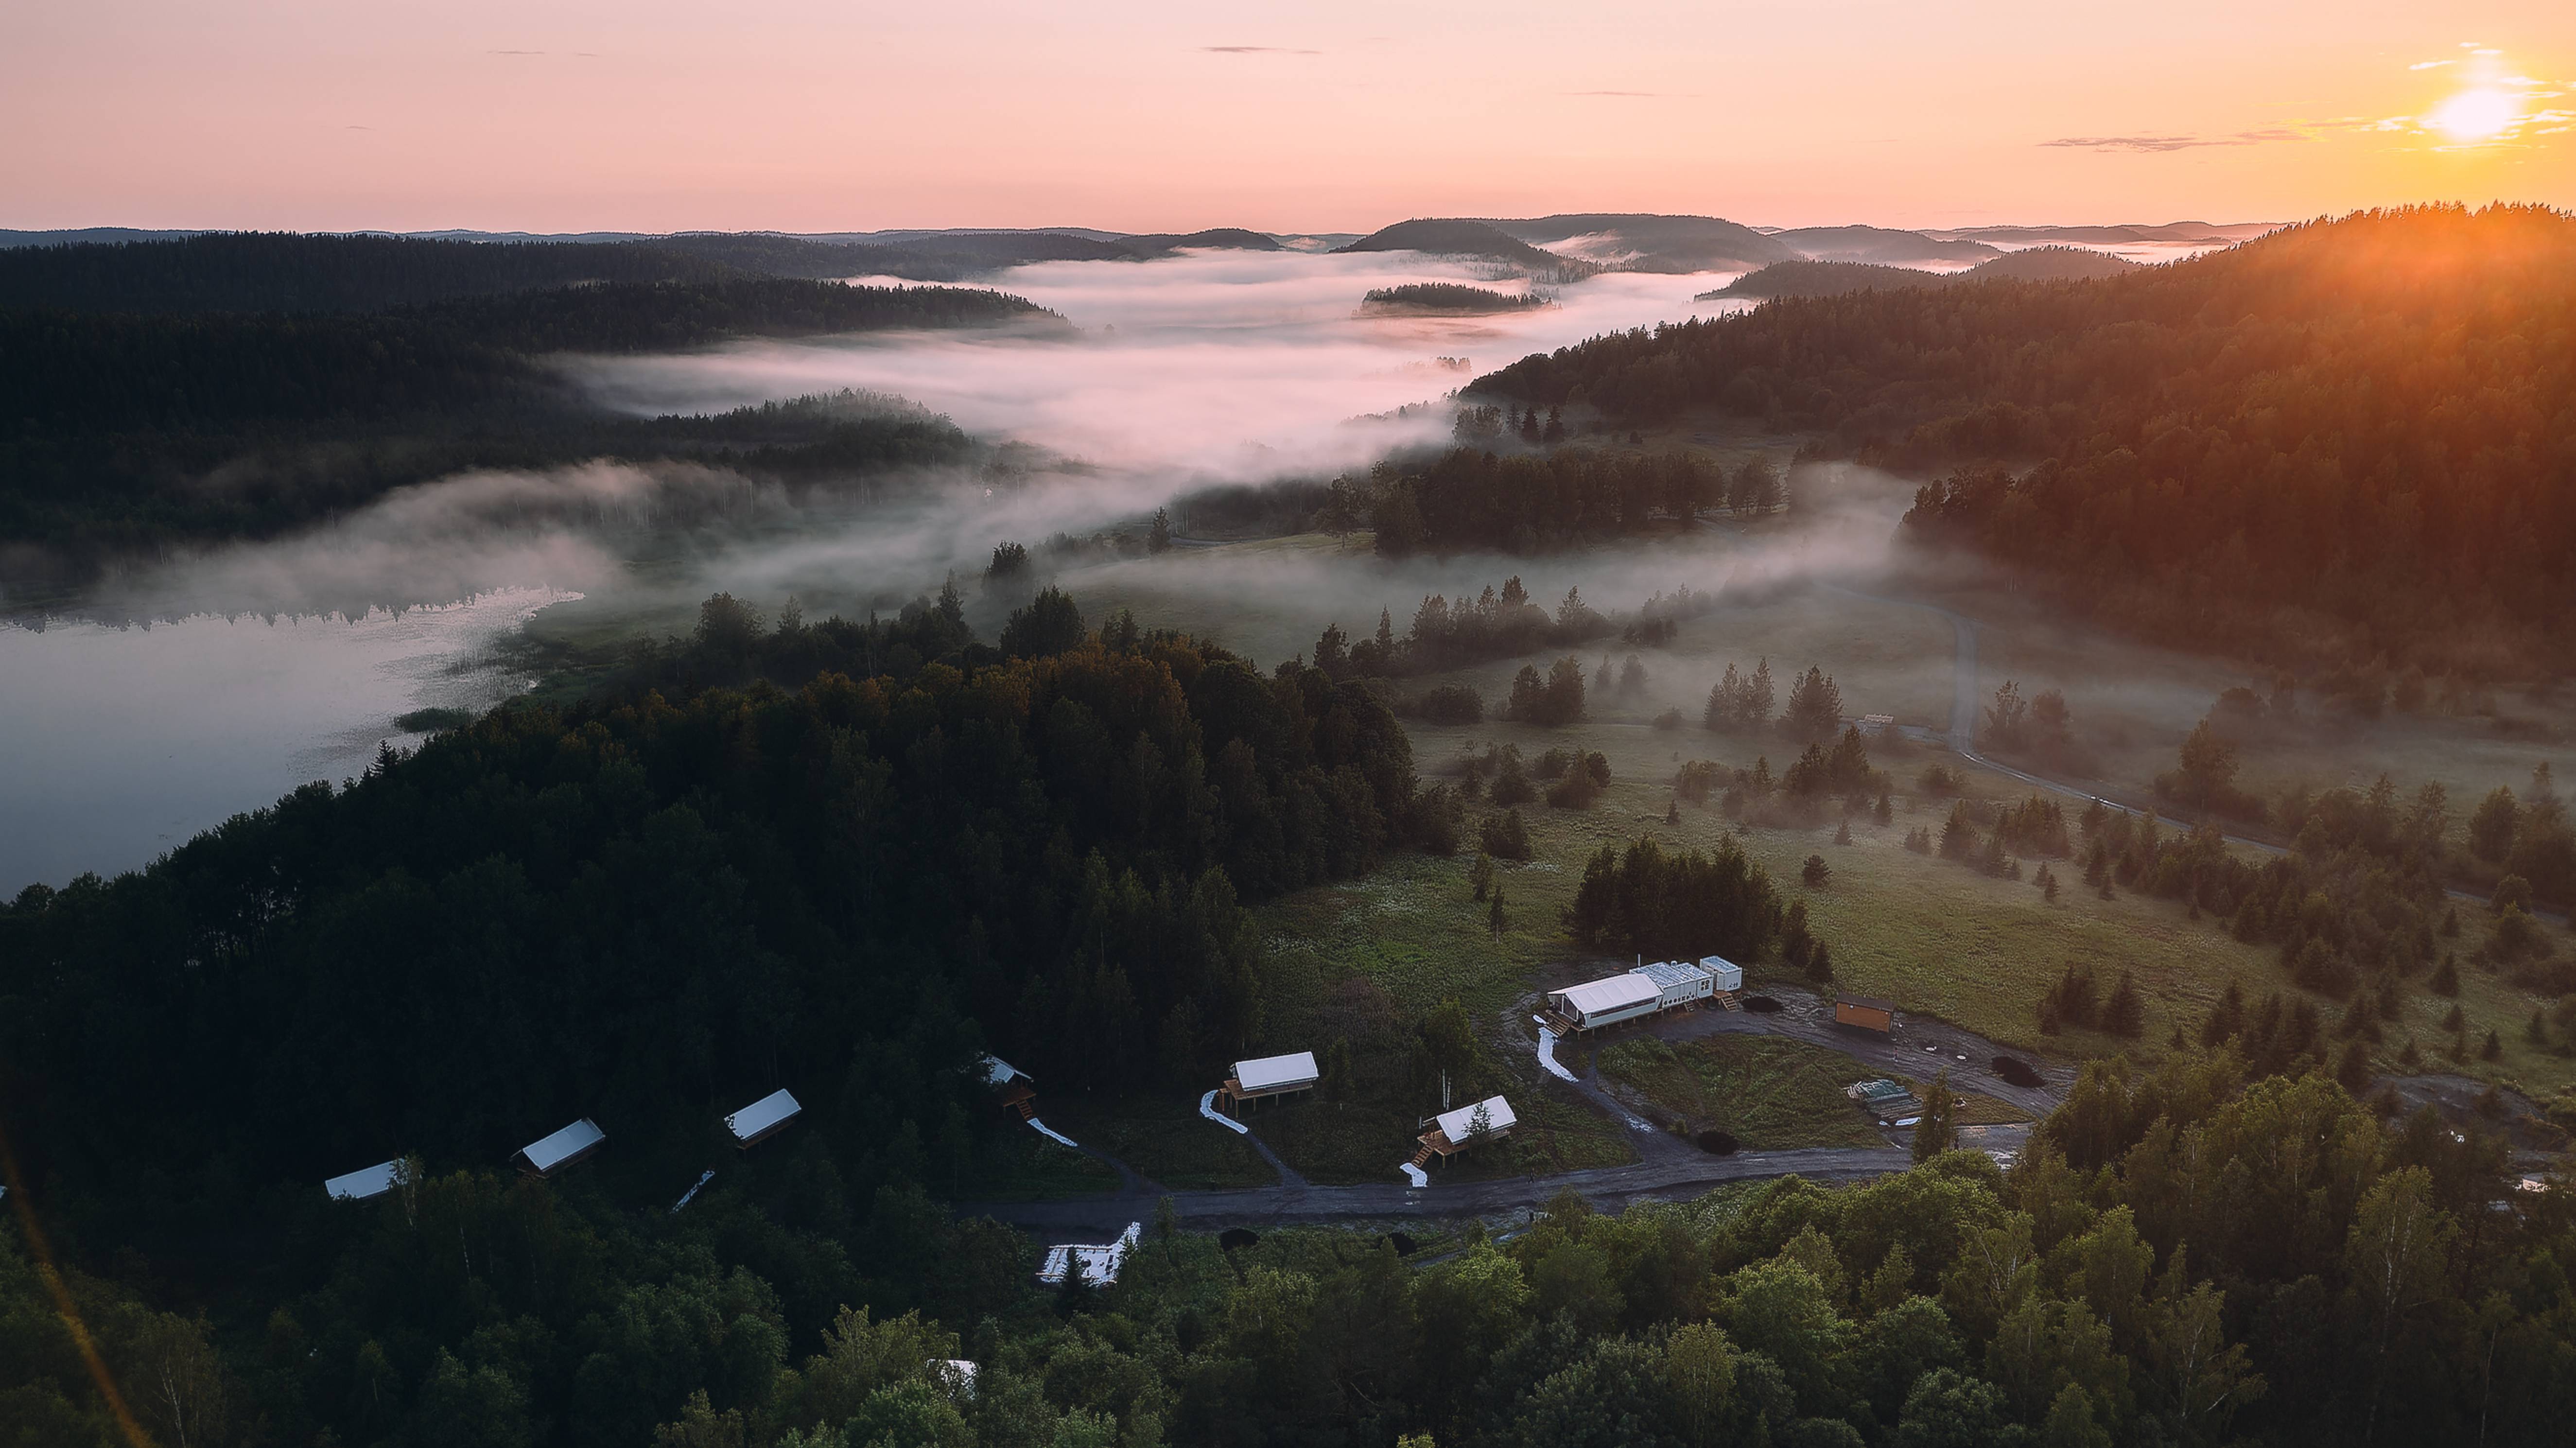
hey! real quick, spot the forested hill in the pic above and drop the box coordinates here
[0,606,1418,1203]
[1704,247,2137,300]
[0,276,1056,552]
[0,231,741,314]
[1482,204,2576,662]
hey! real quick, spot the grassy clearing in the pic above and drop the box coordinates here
[1598,1034,1891,1149]
[954,1121,1120,1201]
[1250,1075,1636,1188]
[1037,1092,1273,1190]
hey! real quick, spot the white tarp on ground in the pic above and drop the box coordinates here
[1233,1050,1320,1093]
[1399,1161,1428,1186]
[1027,1117,1080,1149]
[1552,973,1660,1024]
[518,1118,605,1173]
[724,1088,801,1144]
[1534,1022,1579,1082]
[324,1160,401,1201]
[1199,1090,1251,1134]
[1433,1095,1517,1143]
[1037,1222,1141,1284]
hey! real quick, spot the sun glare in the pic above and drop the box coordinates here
[2430,86,2517,142]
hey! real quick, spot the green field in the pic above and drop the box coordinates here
[953,1118,1121,1201]
[1248,619,2576,1104]
[1598,1033,1892,1149]
[1036,1092,1274,1190]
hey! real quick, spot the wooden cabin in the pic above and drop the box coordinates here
[724,1089,802,1150]
[513,1118,606,1177]
[1215,1051,1319,1117]
[1834,995,1897,1034]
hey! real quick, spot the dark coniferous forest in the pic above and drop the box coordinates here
[1481,205,2576,662]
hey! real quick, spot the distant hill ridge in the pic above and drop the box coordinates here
[1702,247,2139,301]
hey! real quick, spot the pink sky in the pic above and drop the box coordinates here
[4,1,2570,233]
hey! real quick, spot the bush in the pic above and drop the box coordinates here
[1547,769,1602,809]
[1801,854,1830,887]
[1479,810,1533,860]
[1652,707,1684,731]
[1534,747,1575,780]
[1413,684,1483,724]
[1410,785,1465,855]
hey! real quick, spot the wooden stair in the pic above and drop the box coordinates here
[1014,1099,1036,1121]
[1408,1144,1436,1169]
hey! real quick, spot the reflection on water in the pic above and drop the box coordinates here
[1,589,571,893]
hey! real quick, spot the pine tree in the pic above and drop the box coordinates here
[1148,506,1173,554]
[1488,887,1506,936]
[1666,799,1680,825]
[2480,1027,2502,1061]
[2429,954,2460,996]
[1803,854,1831,887]
[1805,939,1834,983]
[2335,1038,2372,1092]
[1834,820,1853,845]
[1874,791,1893,825]
[1469,852,1494,901]
[1912,1073,1957,1164]
[2102,970,2145,1038]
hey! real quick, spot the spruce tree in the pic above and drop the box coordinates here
[2429,954,2460,996]
[1912,1073,1957,1164]
[2102,970,2146,1038]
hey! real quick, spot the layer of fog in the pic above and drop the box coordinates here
[571,250,1751,509]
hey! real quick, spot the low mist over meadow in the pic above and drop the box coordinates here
[9,7,2576,1439]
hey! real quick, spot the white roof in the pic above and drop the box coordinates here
[1434,1094,1517,1142]
[1633,960,1711,989]
[519,1117,606,1173]
[1556,973,1660,1016]
[324,1160,401,1201]
[725,1089,801,1142]
[1234,1051,1320,1093]
[981,1055,1028,1087]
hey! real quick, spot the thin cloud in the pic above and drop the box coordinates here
[1564,90,1665,97]
[2410,60,2455,72]
[1200,46,1320,55]
[2041,128,2315,152]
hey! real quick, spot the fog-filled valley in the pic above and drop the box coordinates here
[11,203,2576,1448]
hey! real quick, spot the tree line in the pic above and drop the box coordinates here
[1323,449,1787,558]
[1476,205,2576,664]
[0,277,1048,555]
[14,1058,2568,1448]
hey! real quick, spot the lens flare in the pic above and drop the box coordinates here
[2430,86,2517,141]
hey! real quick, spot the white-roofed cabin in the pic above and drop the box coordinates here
[1215,1050,1319,1118]
[323,1159,403,1202]
[1543,973,1660,1032]
[1410,1094,1515,1168]
[513,1117,606,1177]
[724,1089,802,1150]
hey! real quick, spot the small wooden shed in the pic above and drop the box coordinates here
[1834,995,1897,1034]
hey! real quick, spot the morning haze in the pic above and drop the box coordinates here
[3,6,2574,1448]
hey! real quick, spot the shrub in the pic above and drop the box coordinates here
[1479,810,1533,860]
[1801,854,1830,887]
[1413,684,1483,724]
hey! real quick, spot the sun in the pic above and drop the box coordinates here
[2430,86,2517,142]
